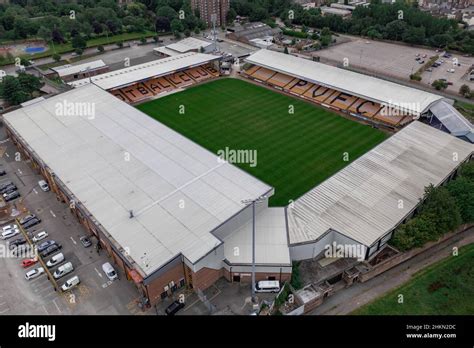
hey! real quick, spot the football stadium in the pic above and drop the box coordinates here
[3,48,473,306]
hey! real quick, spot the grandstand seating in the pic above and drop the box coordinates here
[243,64,414,128]
[110,64,220,104]
[267,72,296,88]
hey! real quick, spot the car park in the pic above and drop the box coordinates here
[22,217,41,229]
[25,267,44,280]
[41,243,62,257]
[1,229,20,240]
[37,240,57,253]
[46,253,65,268]
[53,262,74,279]
[32,231,48,243]
[38,180,50,192]
[165,300,185,316]
[21,258,38,268]
[80,236,92,248]
[61,276,80,292]
[4,191,20,202]
[102,262,118,281]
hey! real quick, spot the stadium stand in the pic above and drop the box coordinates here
[288,79,314,95]
[266,72,296,88]
[250,67,276,82]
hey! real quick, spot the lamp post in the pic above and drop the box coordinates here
[241,195,267,305]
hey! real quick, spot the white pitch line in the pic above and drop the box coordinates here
[70,236,77,245]
[33,188,38,194]
[94,267,103,278]
[50,210,56,218]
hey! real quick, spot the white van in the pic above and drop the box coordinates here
[102,262,118,281]
[255,280,280,293]
[61,276,80,292]
[47,253,64,268]
[53,262,74,279]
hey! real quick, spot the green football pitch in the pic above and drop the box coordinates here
[137,78,388,206]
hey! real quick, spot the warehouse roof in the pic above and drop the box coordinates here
[52,60,107,77]
[3,84,271,277]
[69,52,220,90]
[287,121,473,247]
[245,49,446,115]
[161,37,213,53]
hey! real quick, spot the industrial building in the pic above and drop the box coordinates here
[51,60,109,82]
[153,37,214,57]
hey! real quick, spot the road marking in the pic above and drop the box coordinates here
[0,139,10,144]
[33,188,38,194]
[70,236,77,245]
[0,307,10,314]
[41,305,49,315]
[95,267,103,278]
[5,152,9,158]
[17,168,22,175]
[53,298,62,313]
[50,210,56,218]
[0,302,6,306]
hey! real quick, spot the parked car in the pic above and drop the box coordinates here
[80,236,92,248]
[426,68,433,72]
[32,231,48,243]
[418,60,425,64]
[2,185,17,195]
[447,82,454,86]
[22,217,41,229]
[0,181,13,191]
[41,244,62,257]
[415,57,421,61]
[53,262,74,279]
[165,300,185,316]
[36,240,57,252]
[0,169,6,176]
[8,238,26,249]
[25,267,44,280]
[0,182,16,191]
[38,180,50,192]
[4,191,20,202]
[19,214,36,225]
[46,253,65,268]
[102,262,118,281]
[1,229,20,240]
[61,276,80,292]
[21,258,38,268]
[2,224,19,233]
[447,68,455,73]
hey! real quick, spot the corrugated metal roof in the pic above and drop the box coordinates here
[3,84,271,276]
[287,121,473,247]
[223,207,290,265]
[68,52,220,90]
[245,49,446,115]
[164,37,213,53]
[52,60,106,77]
[430,100,474,139]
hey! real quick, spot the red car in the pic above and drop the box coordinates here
[22,258,38,268]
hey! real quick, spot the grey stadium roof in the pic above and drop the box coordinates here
[287,121,473,247]
[68,52,220,90]
[245,49,446,115]
[3,84,272,277]
[429,100,474,143]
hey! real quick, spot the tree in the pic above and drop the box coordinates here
[116,41,123,48]
[320,35,331,47]
[284,46,289,54]
[226,8,237,23]
[446,178,474,224]
[97,45,105,53]
[155,16,171,32]
[0,76,30,106]
[37,26,52,42]
[156,5,177,21]
[52,54,61,62]
[184,29,191,37]
[432,79,448,90]
[170,18,184,33]
[140,37,147,44]
[17,73,42,94]
[71,35,87,50]
[51,28,65,44]
[459,84,470,97]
